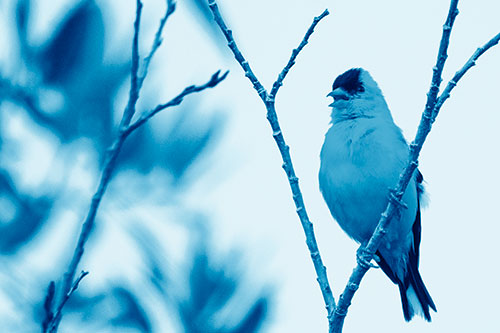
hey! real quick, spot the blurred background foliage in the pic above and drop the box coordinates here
[0,0,271,331]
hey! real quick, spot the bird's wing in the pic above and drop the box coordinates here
[375,168,423,282]
[412,169,424,261]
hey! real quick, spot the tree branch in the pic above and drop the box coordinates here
[269,9,329,98]
[126,70,229,134]
[432,31,500,121]
[207,0,267,100]
[207,0,336,326]
[137,0,176,90]
[120,0,143,129]
[41,281,55,332]
[46,271,88,333]
[43,1,227,332]
[331,1,499,331]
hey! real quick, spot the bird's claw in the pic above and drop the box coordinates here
[356,246,379,269]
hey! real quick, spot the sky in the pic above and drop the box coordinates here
[179,1,500,332]
[1,0,500,332]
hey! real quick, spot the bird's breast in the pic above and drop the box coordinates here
[319,119,412,243]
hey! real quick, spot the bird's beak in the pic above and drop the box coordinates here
[327,88,349,106]
[326,91,335,107]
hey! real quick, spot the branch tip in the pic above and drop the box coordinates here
[270,8,329,97]
[43,1,226,331]
[207,1,335,326]
[208,70,229,87]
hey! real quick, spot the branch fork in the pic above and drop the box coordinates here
[208,0,500,332]
[207,0,336,325]
[42,1,227,331]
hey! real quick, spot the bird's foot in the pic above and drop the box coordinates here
[356,246,379,269]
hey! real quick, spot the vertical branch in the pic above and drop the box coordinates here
[120,0,143,128]
[331,1,460,330]
[48,0,146,324]
[330,0,498,331]
[137,0,177,90]
[423,0,460,119]
[52,5,144,326]
[207,0,336,327]
[266,101,336,317]
[47,131,129,333]
[42,1,228,332]
[48,271,89,332]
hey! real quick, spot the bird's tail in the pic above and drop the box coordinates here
[377,249,436,321]
[398,261,436,321]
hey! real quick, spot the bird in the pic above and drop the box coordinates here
[318,68,436,321]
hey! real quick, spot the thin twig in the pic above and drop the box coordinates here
[433,31,500,121]
[137,0,176,90]
[208,0,267,100]
[269,9,329,98]
[120,0,143,129]
[47,271,89,332]
[207,0,336,326]
[41,281,55,332]
[126,70,229,134]
[421,0,460,120]
[43,1,227,332]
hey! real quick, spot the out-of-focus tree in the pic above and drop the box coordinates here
[0,0,271,332]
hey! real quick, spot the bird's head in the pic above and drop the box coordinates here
[327,68,392,122]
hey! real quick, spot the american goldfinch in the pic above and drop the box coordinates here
[319,68,436,321]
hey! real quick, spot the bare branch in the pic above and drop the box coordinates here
[269,9,329,98]
[433,31,500,121]
[137,0,177,90]
[208,0,267,100]
[41,281,55,332]
[207,0,336,326]
[120,0,143,129]
[422,0,460,119]
[52,3,146,326]
[47,271,89,333]
[43,1,227,331]
[126,70,229,134]
[50,4,148,326]
[331,1,497,331]
[46,132,127,333]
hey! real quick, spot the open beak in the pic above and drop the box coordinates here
[327,88,349,106]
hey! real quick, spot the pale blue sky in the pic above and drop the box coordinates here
[1,0,499,332]
[184,1,500,332]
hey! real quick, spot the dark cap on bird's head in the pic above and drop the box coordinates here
[327,68,391,120]
[331,68,365,95]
